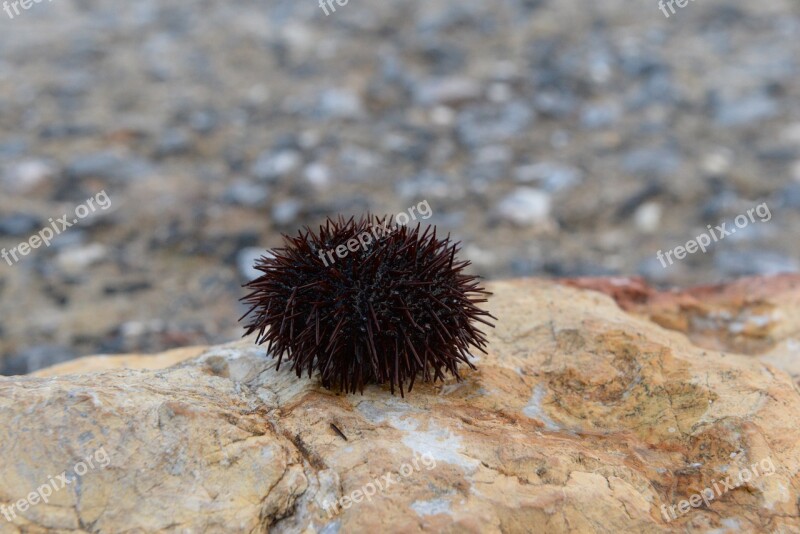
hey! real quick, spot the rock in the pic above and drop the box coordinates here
[0,213,41,237]
[303,163,332,190]
[1,344,76,375]
[154,128,192,157]
[188,109,218,134]
[395,172,455,201]
[793,160,800,183]
[781,182,800,209]
[633,201,662,233]
[622,148,681,177]
[66,151,152,182]
[456,101,534,147]
[496,187,552,227]
[251,150,302,183]
[487,82,513,103]
[1,277,800,532]
[271,199,303,226]
[237,247,272,280]
[580,101,621,129]
[1,159,55,194]
[56,243,107,274]
[701,150,734,177]
[413,77,482,106]
[714,249,799,278]
[533,91,577,119]
[223,180,270,207]
[317,89,364,120]
[513,162,583,192]
[714,92,779,127]
[564,274,800,366]
[32,346,206,377]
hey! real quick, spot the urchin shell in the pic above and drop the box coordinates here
[240,215,495,395]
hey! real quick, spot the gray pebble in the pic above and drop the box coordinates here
[0,213,41,237]
[413,77,481,106]
[1,345,76,375]
[224,181,270,207]
[496,188,552,226]
[271,199,303,225]
[457,102,534,147]
[714,93,779,127]
[251,150,301,183]
[623,148,681,177]
[237,247,273,280]
[514,162,582,192]
[67,151,152,182]
[318,89,364,120]
[155,129,192,157]
[714,249,799,277]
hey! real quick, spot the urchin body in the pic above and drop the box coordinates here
[241,215,494,395]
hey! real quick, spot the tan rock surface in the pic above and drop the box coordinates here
[1,278,799,533]
[30,346,207,378]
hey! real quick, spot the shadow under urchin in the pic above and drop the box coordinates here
[240,215,495,396]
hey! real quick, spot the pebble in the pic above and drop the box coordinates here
[1,159,55,194]
[534,91,577,119]
[223,181,270,207]
[237,248,273,280]
[701,150,734,176]
[463,244,499,270]
[714,250,799,277]
[0,213,41,237]
[1,345,76,375]
[496,188,552,227]
[622,148,681,177]
[271,199,303,225]
[714,93,779,127]
[318,89,364,120]
[56,243,107,274]
[413,77,482,106]
[456,102,534,147]
[487,82,513,103]
[303,163,332,190]
[120,320,166,338]
[155,129,192,157]
[338,146,383,179]
[251,150,302,183]
[67,151,152,182]
[581,102,621,129]
[474,145,513,166]
[792,160,800,182]
[189,109,218,134]
[395,172,453,201]
[633,202,662,234]
[781,183,800,209]
[637,256,674,284]
[513,162,582,192]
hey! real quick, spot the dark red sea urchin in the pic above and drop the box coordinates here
[240,215,496,396]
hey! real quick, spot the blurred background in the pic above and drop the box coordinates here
[0,0,798,374]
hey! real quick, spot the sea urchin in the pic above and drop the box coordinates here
[240,215,495,396]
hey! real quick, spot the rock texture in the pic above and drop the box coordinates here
[2,277,800,533]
